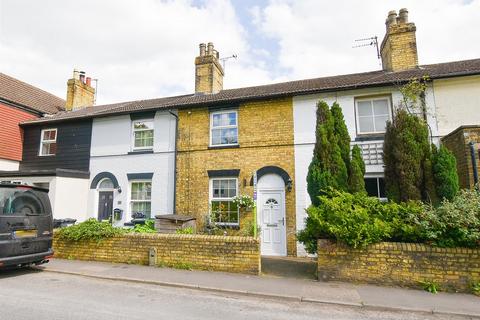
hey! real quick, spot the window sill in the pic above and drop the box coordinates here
[208,144,240,150]
[128,150,154,155]
[355,134,385,142]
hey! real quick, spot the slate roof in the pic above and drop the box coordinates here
[0,73,65,114]
[21,58,480,125]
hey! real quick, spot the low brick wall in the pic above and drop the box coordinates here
[54,233,260,274]
[317,240,480,292]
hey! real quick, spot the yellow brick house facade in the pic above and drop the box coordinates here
[176,97,298,256]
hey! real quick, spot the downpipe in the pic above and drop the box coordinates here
[469,142,479,187]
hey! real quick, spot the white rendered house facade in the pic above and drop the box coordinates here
[87,110,177,225]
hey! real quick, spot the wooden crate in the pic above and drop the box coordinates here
[154,214,196,234]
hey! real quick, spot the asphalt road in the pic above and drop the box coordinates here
[0,269,474,320]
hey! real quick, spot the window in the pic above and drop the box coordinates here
[365,177,387,200]
[130,181,152,218]
[98,179,114,189]
[210,178,239,226]
[356,97,391,134]
[132,120,154,150]
[210,110,238,146]
[39,129,57,156]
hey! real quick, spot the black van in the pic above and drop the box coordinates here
[0,183,54,268]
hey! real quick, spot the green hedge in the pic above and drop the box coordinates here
[298,189,480,253]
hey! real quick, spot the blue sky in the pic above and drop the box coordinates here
[1,0,479,105]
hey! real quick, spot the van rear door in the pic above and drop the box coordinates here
[0,185,53,266]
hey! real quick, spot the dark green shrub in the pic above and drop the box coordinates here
[57,218,126,242]
[384,109,436,202]
[348,145,366,193]
[432,144,459,201]
[175,226,194,234]
[331,102,351,169]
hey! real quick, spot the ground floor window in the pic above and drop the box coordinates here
[130,181,152,218]
[364,177,386,200]
[210,178,239,226]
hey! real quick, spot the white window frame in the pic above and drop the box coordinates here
[209,110,238,147]
[355,96,392,135]
[209,177,239,226]
[131,119,154,151]
[39,128,57,156]
[364,176,387,201]
[129,180,152,218]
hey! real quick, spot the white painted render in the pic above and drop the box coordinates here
[89,111,176,225]
[0,175,89,222]
[0,158,19,171]
[433,75,480,137]
[292,85,439,256]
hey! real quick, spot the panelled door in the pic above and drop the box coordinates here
[98,191,113,221]
[258,190,286,256]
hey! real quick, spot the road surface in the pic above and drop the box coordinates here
[0,269,473,320]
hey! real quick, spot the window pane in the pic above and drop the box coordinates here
[357,101,372,116]
[41,143,49,155]
[212,114,221,127]
[50,130,56,140]
[364,178,378,197]
[374,115,389,132]
[131,182,152,200]
[132,202,151,218]
[373,99,389,115]
[228,112,237,125]
[378,178,386,198]
[99,179,114,189]
[211,129,222,145]
[358,116,375,133]
[134,130,154,148]
[222,128,238,144]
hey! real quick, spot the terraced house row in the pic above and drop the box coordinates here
[1,9,479,256]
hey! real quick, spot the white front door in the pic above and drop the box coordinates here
[258,190,286,256]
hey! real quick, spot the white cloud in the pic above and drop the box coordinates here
[254,0,480,79]
[0,0,478,105]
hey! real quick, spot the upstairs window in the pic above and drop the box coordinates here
[210,178,239,226]
[365,177,387,200]
[356,97,391,134]
[132,120,154,150]
[210,110,238,146]
[39,128,57,156]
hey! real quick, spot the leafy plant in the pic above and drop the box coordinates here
[57,218,126,242]
[132,219,156,233]
[232,195,254,210]
[471,281,480,296]
[176,226,194,234]
[420,280,439,294]
[348,145,366,193]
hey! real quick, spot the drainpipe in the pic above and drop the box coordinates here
[168,110,179,214]
[469,142,478,187]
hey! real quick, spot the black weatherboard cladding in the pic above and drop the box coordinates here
[20,119,92,172]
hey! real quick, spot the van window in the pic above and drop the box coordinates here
[0,187,51,215]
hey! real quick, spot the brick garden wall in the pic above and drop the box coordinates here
[53,233,260,275]
[317,240,480,292]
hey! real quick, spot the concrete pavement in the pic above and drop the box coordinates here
[36,259,480,318]
[0,269,469,320]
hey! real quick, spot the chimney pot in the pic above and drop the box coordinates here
[386,10,398,28]
[73,69,80,80]
[207,42,214,55]
[398,8,409,24]
[86,77,92,87]
[199,43,206,56]
[79,71,86,84]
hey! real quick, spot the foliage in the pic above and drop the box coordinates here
[239,217,261,237]
[57,218,126,242]
[384,109,436,203]
[420,189,480,248]
[232,195,254,210]
[348,145,366,193]
[471,281,480,296]
[307,101,365,205]
[176,226,194,234]
[132,219,156,233]
[399,76,429,113]
[420,280,439,294]
[297,190,427,253]
[432,144,459,201]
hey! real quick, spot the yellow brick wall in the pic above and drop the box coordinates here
[54,233,260,275]
[176,97,297,256]
[381,23,418,72]
[317,240,480,292]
